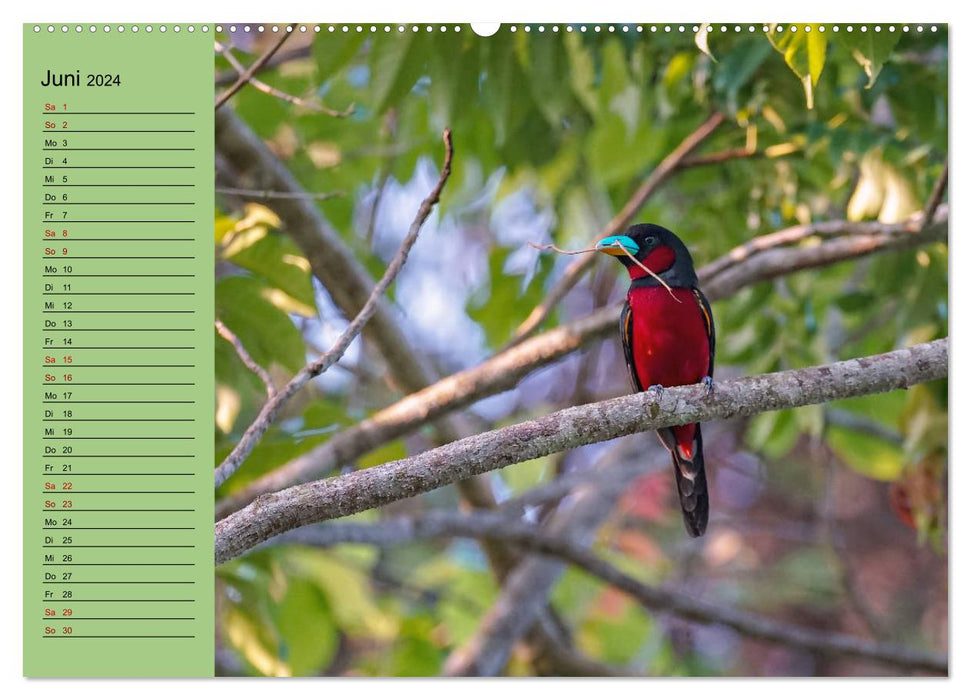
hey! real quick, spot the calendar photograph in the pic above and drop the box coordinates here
[208,23,948,677]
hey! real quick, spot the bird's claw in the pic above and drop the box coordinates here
[647,384,665,404]
[702,375,714,397]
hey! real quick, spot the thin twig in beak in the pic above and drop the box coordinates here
[528,242,601,255]
[615,244,680,302]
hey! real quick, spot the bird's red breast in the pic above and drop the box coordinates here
[627,286,711,457]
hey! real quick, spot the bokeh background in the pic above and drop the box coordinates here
[212,23,947,676]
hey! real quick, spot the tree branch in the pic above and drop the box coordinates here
[215,317,276,399]
[700,212,948,300]
[214,106,530,647]
[213,130,453,489]
[215,106,443,397]
[264,510,946,674]
[921,158,948,228]
[215,338,947,563]
[215,211,947,517]
[215,25,297,110]
[215,186,343,201]
[215,40,353,117]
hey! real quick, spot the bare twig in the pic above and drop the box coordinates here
[213,130,454,489]
[215,318,276,398]
[215,40,353,117]
[921,159,949,228]
[215,44,312,86]
[215,25,298,110]
[215,186,343,201]
[677,146,761,168]
[266,510,946,674]
[215,339,948,562]
[503,112,726,349]
[214,211,947,518]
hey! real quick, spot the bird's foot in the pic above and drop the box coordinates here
[647,384,665,404]
[702,375,714,397]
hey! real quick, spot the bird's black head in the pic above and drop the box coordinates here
[595,223,698,288]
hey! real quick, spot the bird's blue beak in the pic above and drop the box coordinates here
[595,235,639,257]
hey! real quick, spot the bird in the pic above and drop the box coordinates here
[596,223,715,537]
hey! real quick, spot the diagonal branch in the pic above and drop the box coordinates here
[921,158,948,227]
[215,317,276,398]
[213,130,453,489]
[215,40,353,117]
[214,210,947,517]
[215,25,297,110]
[265,510,946,674]
[215,338,948,563]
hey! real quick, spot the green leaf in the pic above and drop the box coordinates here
[835,28,901,88]
[227,232,317,316]
[747,409,800,459]
[313,31,367,82]
[828,425,905,480]
[368,33,428,113]
[275,578,338,675]
[216,276,307,373]
[767,24,827,108]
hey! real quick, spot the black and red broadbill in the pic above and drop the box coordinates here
[596,224,715,537]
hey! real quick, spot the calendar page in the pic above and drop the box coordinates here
[22,21,949,678]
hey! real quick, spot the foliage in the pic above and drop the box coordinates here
[213,24,947,676]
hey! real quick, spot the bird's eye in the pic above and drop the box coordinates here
[643,236,657,247]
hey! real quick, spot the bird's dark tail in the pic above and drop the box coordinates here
[659,425,709,537]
